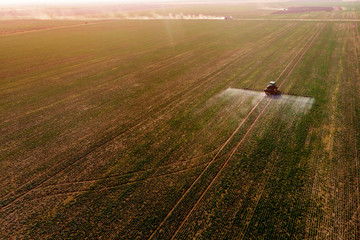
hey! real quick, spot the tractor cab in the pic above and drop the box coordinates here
[264,81,280,96]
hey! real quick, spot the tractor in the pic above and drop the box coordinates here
[264,81,280,96]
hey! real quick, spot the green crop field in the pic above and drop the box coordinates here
[1,2,360,239]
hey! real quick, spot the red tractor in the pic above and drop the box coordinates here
[264,81,280,96]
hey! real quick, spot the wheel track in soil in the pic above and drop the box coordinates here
[148,93,268,240]
[164,24,324,240]
[343,23,360,238]
[334,23,350,239]
[333,26,349,239]
[175,94,304,239]
[173,98,298,239]
[340,34,353,238]
[2,23,306,209]
[213,87,307,240]
[238,24,325,240]
[23,146,228,201]
[236,111,299,240]
[97,22,301,181]
[148,24,321,240]
[171,99,272,240]
[304,24,345,239]
[16,73,272,199]
[337,24,359,239]
[351,23,360,237]
[0,41,244,202]
[0,23,295,211]
[328,24,348,240]
[21,160,215,202]
[224,105,299,240]
[44,145,222,186]
[0,46,249,202]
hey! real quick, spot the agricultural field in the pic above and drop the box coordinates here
[1,2,360,239]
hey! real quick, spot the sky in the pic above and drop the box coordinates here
[0,0,189,5]
[0,0,291,6]
[0,0,257,5]
[0,0,170,5]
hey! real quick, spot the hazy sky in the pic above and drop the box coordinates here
[0,0,177,5]
[0,0,190,5]
[0,0,283,6]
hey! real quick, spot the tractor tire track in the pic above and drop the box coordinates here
[36,145,224,191]
[339,24,360,239]
[0,47,245,202]
[305,33,339,239]
[1,22,306,208]
[147,92,268,240]
[0,47,247,205]
[237,112,299,239]
[350,23,360,237]
[149,24,320,239]
[21,160,214,202]
[174,92,295,239]
[167,24,324,240]
[171,98,272,240]
[223,105,299,239]
[0,22,294,211]
[238,24,325,239]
